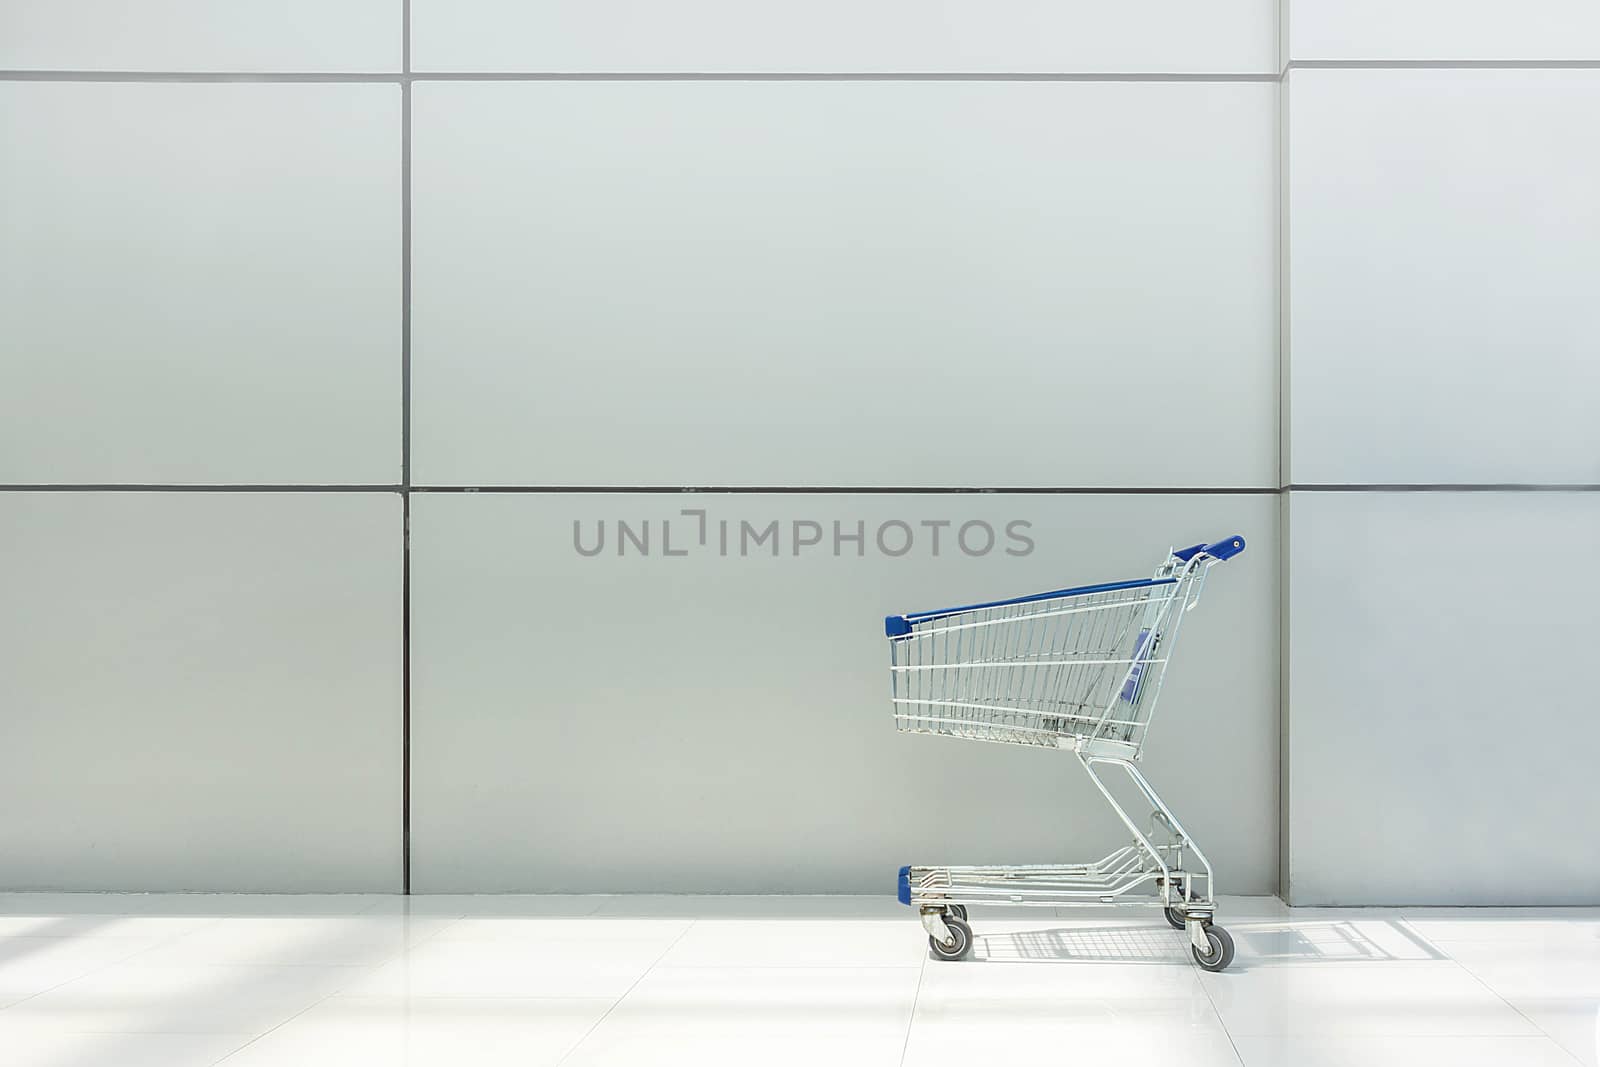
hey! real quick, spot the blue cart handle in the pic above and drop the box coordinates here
[885,535,1247,638]
[1171,535,1246,563]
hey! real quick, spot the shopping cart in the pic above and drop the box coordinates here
[885,536,1246,971]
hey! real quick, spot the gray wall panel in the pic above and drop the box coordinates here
[1285,69,1600,486]
[1287,0,1600,61]
[411,0,1277,75]
[0,83,400,485]
[409,492,1277,894]
[0,493,403,892]
[411,81,1278,489]
[1284,490,1600,905]
[0,0,400,72]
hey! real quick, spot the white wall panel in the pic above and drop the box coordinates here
[0,0,400,72]
[411,0,1276,74]
[1286,69,1600,486]
[0,493,403,892]
[412,81,1277,488]
[409,492,1277,894]
[1284,490,1600,905]
[1288,0,1600,62]
[0,83,400,485]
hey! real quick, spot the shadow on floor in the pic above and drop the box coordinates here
[968,917,1447,969]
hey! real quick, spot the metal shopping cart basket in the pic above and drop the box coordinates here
[885,535,1246,971]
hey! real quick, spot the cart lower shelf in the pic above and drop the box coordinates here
[899,857,1236,972]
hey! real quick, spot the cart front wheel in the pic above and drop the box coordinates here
[1192,925,1234,972]
[929,915,973,961]
[947,904,968,922]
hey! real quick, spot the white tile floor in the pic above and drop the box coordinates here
[0,894,1594,1066]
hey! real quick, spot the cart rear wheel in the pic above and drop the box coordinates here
[928,915,973,961]
[1192,925,1234,972]
[947,904,968,922]
[1162,878,1187,928]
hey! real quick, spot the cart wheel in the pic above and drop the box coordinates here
[947,904,968,922]
[1192,925,1234,972]
[1162,878,1186,929]
[928,915,973,961]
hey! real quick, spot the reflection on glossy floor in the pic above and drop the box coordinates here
[0,894,1594,1066]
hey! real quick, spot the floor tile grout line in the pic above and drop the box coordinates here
[0,907,456,1057]
[107,915,229,966]
[614,962,926,970]
[319,994,657,1001]
[202,1034,263,1067]
[206,990,334,1066]
[1428,940,1590,1065]
[552,920,698,1067]
[0,1029,260,1036]
[196,910,471,1064]
[896,947,929,1067]
[1193,968,1250,1067]
[0,921,211,1013]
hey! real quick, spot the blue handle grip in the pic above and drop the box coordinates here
[1172,535,1246,563]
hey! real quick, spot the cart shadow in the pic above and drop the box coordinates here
[967,918,1446,972]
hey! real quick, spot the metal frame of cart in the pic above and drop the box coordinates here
[885,535,1246,971]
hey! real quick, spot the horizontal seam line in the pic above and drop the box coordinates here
[408,485,1278,494]
[402,484,1600,493]
[4,61,1597,84]
[1286,483,1600,492]
[3,485,1593,494]
[0,484,403,492]
[0,70,1279,82]
[2,484,1269,495]
[1288,59,1600,69]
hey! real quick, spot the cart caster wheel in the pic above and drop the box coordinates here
[947,904,968,922]
[1162,879,1187,929]
[1192,925,1234,972]
[929,915,973,961]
